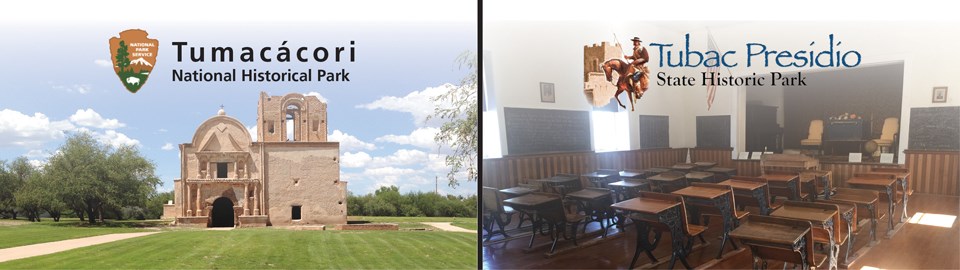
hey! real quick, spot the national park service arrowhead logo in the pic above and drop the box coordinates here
[109,29,158,93]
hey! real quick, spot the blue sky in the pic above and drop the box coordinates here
[0,21,477,197]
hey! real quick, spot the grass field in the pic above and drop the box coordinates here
[0,229,477,269]
[449,221,478,230]
[349,216,477,231]
[0,219,150,249]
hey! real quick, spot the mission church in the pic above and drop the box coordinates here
[169,92,346,227]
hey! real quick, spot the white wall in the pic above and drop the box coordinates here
[485,21,960,162]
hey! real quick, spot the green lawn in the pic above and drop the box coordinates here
[349,216,477,231]
[0,229,477,269]
[0,219,149,249]
[449,221,478,231]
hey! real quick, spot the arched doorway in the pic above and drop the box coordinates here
[211,197,234,227]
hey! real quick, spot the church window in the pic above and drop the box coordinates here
[216,162,228,178]
[292,205,302,220]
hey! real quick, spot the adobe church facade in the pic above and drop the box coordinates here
[173,92,346,227]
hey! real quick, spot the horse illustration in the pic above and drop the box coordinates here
[601,59,649,111]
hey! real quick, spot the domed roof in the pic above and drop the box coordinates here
[189,112,253,151]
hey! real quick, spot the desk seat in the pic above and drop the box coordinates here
[730,215,826,269]
[830,188,881,243]
[539,198,588,252]
[706,167,737,181]
[753,243,828,269]
[686,171,716,184]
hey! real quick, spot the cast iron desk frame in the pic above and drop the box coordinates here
[611,197,691,269]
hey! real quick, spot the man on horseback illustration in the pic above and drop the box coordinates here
[624,37,650,96]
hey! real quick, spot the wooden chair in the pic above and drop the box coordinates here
[730,176,784,214]
[482,186,517,242]
[853,172,901,220]
[690,182,750,258]
[800,119,824,154]
[831,187,881,242]
[517,178,541,192]
[871,167,911,199]
[552,173,583,194]
[818,199,858,264]
[801,170,834,201]
[637,191,707,269]
[513,179,543,229]
[740,215,827,269]
[872,117,899,155]
[536,174,581,198]
[618,169,652,194]
[781,201,843,269]
[706,167,738,181]
[594,169,623,188]
[764,170,809,202]
[852,173,899,202]
[690,182,750,222]
[685,171,717,184]
[538,195,588,253]
[651,171,689,193]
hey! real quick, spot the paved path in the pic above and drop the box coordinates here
[422,222,476,233]
[0,232,160,263]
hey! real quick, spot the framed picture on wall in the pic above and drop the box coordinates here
[540,82,555,103]
[933,86,948,103]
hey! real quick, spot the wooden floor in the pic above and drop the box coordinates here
[482,194,959,269]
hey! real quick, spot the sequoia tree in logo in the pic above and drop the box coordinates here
[109,29,158,93]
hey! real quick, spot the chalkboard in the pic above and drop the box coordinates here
[504,107,592,155]
[639,115,669,149]
[908,106,960,150]
[697,115,731,148]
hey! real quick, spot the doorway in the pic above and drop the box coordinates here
[211,197,234,227]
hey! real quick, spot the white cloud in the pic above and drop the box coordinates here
[426,153,451,173]
[341,152,474,196]
[157,128,168,133]
[79,128,139,148]
[24,149,59,169]
[362,167,418,189]
[99,130,139,148]
[94,59,113,68]
[69,108,125,129]
[0,109,75,148]
[304,92,328,103]
[0,109,142,158]
[375,127,440,149]
[161,143,174,151]
[341,151,372,168]
[370,149,429,167]
[51,83,91,94]
[24,149,50,158]
[247,125,257,141]
[28,159,46,168]
[341,149,431,169]
[355,83,454,126]
[328,130,375,151]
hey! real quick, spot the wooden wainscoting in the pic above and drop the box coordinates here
[481,148,688,189]
[689,148,735,168]
[483,149,960,195]
[734,160,762,176]
[905,150,960,196]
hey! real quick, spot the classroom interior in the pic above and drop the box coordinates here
[480,21,960,269]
